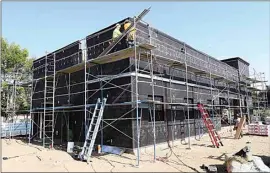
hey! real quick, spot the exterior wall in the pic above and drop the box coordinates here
[31,18,249,148]
[130,73,223,148]
[132,116,221,148]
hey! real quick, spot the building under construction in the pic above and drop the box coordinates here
[29,9,267,161]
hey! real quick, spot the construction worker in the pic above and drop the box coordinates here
[124,19,136,47]
[112,23,122,42]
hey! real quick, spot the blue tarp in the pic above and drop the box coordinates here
[102,145,125,155]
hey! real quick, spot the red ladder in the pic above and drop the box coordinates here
[197,103,223,148]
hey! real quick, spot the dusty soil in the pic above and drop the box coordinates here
[2,126,270,172]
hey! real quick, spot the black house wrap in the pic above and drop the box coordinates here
[31,17,252,149]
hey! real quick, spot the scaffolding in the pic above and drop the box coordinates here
[246,68,269,122]
[29,9,251,166]
[3,71,31,139]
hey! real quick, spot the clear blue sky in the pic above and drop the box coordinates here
[3,2,270,83]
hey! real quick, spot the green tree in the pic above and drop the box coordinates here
[1,38,33,117]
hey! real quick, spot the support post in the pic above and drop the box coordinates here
[43,53,47,147]
[184,43,191,149]
[29,72,34,144]
[39,112,42,139]
[134,17,140,167]
[227,83,232,136]
[237,72,243,118]
[81,38,88,140]
[68,73,71,105]
[148,25,156,160]
[100,64,104,152]
[52,53,56,148]
[150,52,156,161]
[209,57,215,127]
[169,67,175,145]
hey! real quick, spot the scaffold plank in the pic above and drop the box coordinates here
[56,43,156,74]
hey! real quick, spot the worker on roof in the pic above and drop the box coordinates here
[112,23,122,42]
[124,19,136,47]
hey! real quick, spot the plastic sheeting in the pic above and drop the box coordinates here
[1,122,31,138]
[228,156,270,172]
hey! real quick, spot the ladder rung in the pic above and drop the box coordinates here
[44,124,53,126]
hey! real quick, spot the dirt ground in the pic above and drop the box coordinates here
[2,126,270,172]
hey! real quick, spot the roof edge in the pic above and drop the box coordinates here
[221,57,250,66]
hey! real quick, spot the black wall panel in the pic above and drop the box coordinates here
[55,42,82,71]
[131,109,221,148]
[86,18,130,60]
[95,105,133,148]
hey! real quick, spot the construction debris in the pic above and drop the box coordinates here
[2,152,37,160]
[225,145,270,172]
[226,156,270,172]
[36,155,42,161]
[200,164,218,173]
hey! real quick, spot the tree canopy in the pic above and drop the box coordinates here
[1,38,34,117]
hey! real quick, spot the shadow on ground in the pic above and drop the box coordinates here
[191,143,214,148]
[14,136,70,152]
[206,154,226,162]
